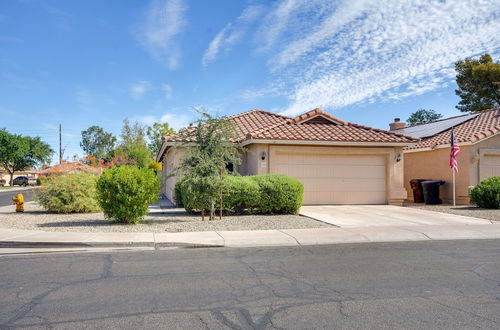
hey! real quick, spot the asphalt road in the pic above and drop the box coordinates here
[0,188,35,207]
[1,240,499,329]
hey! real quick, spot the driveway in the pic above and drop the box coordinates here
[300,205,495,228]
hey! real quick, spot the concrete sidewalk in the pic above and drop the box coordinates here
[2,223,500,250]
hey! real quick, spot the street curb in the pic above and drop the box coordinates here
[0,241,224,249]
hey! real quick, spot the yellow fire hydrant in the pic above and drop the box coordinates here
[12,193,25,212]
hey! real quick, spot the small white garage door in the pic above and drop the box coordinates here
[271,151,387,204]
[480,154,500,181]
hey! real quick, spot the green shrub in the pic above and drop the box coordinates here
[176,175,218,214]
[96,166,160,224]
[176,174,304,215]
[470,176,500,209]
[250,174,304,214]
[222,175,261,214]
[174,180,184,207]
[34,173,100,213]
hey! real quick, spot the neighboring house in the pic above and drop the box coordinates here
[390,108,500,204]
[0,169,39,186]
[39,161,102,177]
[157,108,418,205]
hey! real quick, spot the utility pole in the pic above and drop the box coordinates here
[59,124,62,164]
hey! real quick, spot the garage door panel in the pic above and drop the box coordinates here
[271,150,387,204]
[480,155,500,181]
[333,165,385,178]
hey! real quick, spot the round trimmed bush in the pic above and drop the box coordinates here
[96,166,160,224]
[250,174,304,214]
[34,173,100,213]
[222,175,260,214]
[470,176,499,209]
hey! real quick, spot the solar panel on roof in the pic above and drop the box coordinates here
[397,113,479,138]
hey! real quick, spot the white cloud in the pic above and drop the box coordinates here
[276,0,500,116]
[202,5,264,66]
[133,112,190,131]
[212,0,500,114]
[162,84,173,99]
[160,113,190,130]
[130,81,152,100]
[136,0,187,70]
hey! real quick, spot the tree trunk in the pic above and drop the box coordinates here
[210,198,214,220]
[8,170,14,187]
[219,166,223,220]
[201,209,205,221]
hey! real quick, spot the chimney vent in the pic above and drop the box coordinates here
[389,118,405,131]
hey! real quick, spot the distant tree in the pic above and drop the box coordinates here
[146,122,175,157]
[113,119,152,168]
[80,125,116,161]
[0,129,53,185]
[455,53,500,113]
[407,109,443,126]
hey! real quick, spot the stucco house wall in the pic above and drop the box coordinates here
[161,147,185,202]
[166,143,408,206]
[469,134,500,184]
[404,147,471,204]
[404,133,500,204]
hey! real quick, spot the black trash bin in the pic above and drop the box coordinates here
[421,180,445,205]
[409,179,430,203]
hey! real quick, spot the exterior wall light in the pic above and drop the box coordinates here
[261,151,267,161]
[395,154,402,162]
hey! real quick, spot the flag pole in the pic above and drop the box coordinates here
[452,168,456,206]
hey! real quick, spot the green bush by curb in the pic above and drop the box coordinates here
[96,166,160,224]
[470,176,499,209]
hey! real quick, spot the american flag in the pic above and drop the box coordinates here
[449,129,460,172]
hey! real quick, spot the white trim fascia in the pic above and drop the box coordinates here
[240,139,414,147]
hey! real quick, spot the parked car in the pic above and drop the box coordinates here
[12,176,37,186]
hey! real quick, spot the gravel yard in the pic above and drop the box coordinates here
[0,202,331,233]
[406,204,499,221]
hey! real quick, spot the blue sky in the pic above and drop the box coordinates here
[1,0,499,161]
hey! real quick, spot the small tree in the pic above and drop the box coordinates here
[80,125,116,162]
[113,119,152,168]
[407,109,443,126]
[0,129,53,185]
[455,53,500,113]
[146,122,174,157]
[178,111,241,220]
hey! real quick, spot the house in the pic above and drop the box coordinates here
[39,161,102,177]
[390,108,500,204]
[0,169,39,186]
[157,108,418,205]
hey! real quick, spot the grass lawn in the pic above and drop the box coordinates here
[0,186,15,190]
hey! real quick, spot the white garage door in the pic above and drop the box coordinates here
[480,154,500,181]
[271,151,387,204]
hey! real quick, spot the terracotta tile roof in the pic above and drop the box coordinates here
[404,108,500,150]
[40,162,101,176]
[292,108,347,125]
[163,109,417,145]
[251,122,416,143]
[163,109,290,142]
